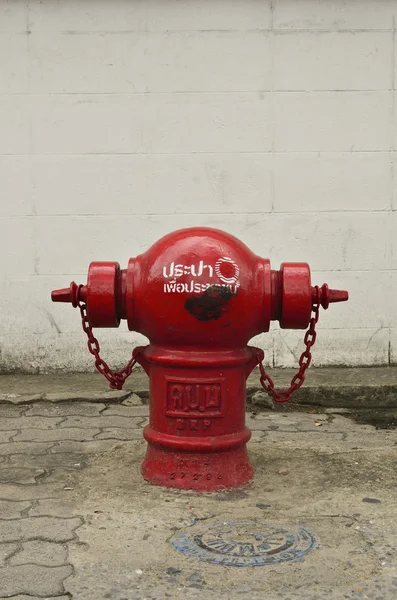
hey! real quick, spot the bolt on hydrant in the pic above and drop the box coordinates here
[52,227,348,492]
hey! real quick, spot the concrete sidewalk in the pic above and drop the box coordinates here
[0,380,396,600]
[1,365,397,408]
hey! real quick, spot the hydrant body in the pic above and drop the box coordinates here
[52,227,348,492]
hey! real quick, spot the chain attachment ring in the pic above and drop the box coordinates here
[257,286,320,403]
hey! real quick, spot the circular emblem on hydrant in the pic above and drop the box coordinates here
[172,520,315,567]
[214,256,240,285]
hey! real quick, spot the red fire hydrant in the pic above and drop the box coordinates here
[52,227,348,492]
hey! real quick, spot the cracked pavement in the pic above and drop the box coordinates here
[0,393,396,599]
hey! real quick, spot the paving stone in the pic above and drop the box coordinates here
[0,564,72,597]
[0,542,19,566]
[0,483,66,501]
[130,384,150,400]
[8,452,88,470]
[0,442,56,456]
[29,498,79,518]
[246,417,280,432]
[250,390,276,410]
[102,405,149,417]
[44,390,131,403]
[0,406,27,417]
[0,417,64,430]
[0,431,18,443]
[95,428,143,441]
[34,470,76,487]
[326,415,374,432]
[59,415,144,429]
[50,440,141,454]
[103,404,150,417]
[0,468,46,485]
[0,501,32,519]
[0,516,82,543]
[246,413,321,432]
[9,540,68,566]
[122,393,144,406]
[0,394,44,405]
[262,431,347,443]
[26,402,106,417]
[247,413,344,433]
[13,428,100,443]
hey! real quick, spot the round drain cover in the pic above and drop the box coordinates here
[172,520,316,567]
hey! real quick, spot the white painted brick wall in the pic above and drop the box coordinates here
[0,0,395,372]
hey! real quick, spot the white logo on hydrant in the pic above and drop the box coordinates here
[163,257,240,294]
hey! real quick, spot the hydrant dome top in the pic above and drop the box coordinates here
[144,226,257,261]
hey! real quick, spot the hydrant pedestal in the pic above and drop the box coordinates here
[135,345,262,491]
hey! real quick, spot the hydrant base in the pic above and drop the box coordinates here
[141,444,255,492]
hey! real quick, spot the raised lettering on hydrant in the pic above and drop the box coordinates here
[51,227,348,492]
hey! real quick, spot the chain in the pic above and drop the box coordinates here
[78,300,136,390]
[257,292,320,403]
[76,283,319,396]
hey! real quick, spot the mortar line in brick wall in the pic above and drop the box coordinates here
[269,2,275,214]
[390,15,396,216]
[0,150,394,157]
[5,209,390,218]
[23,28,395,34]
[389,10,395,350]
[24,0,36,223]
[261,209,390,215]
[25,0,29,33]
[0,212,392,220]
[271,28,394,34]
[0,90,393,96]
[1,209,392,218]
[270,28,393,35]
[392,17,396,109]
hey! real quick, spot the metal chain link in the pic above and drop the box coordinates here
[257,293,320,403]
[78,301,136,390]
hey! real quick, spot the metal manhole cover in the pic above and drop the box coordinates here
[172,520,316,567]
